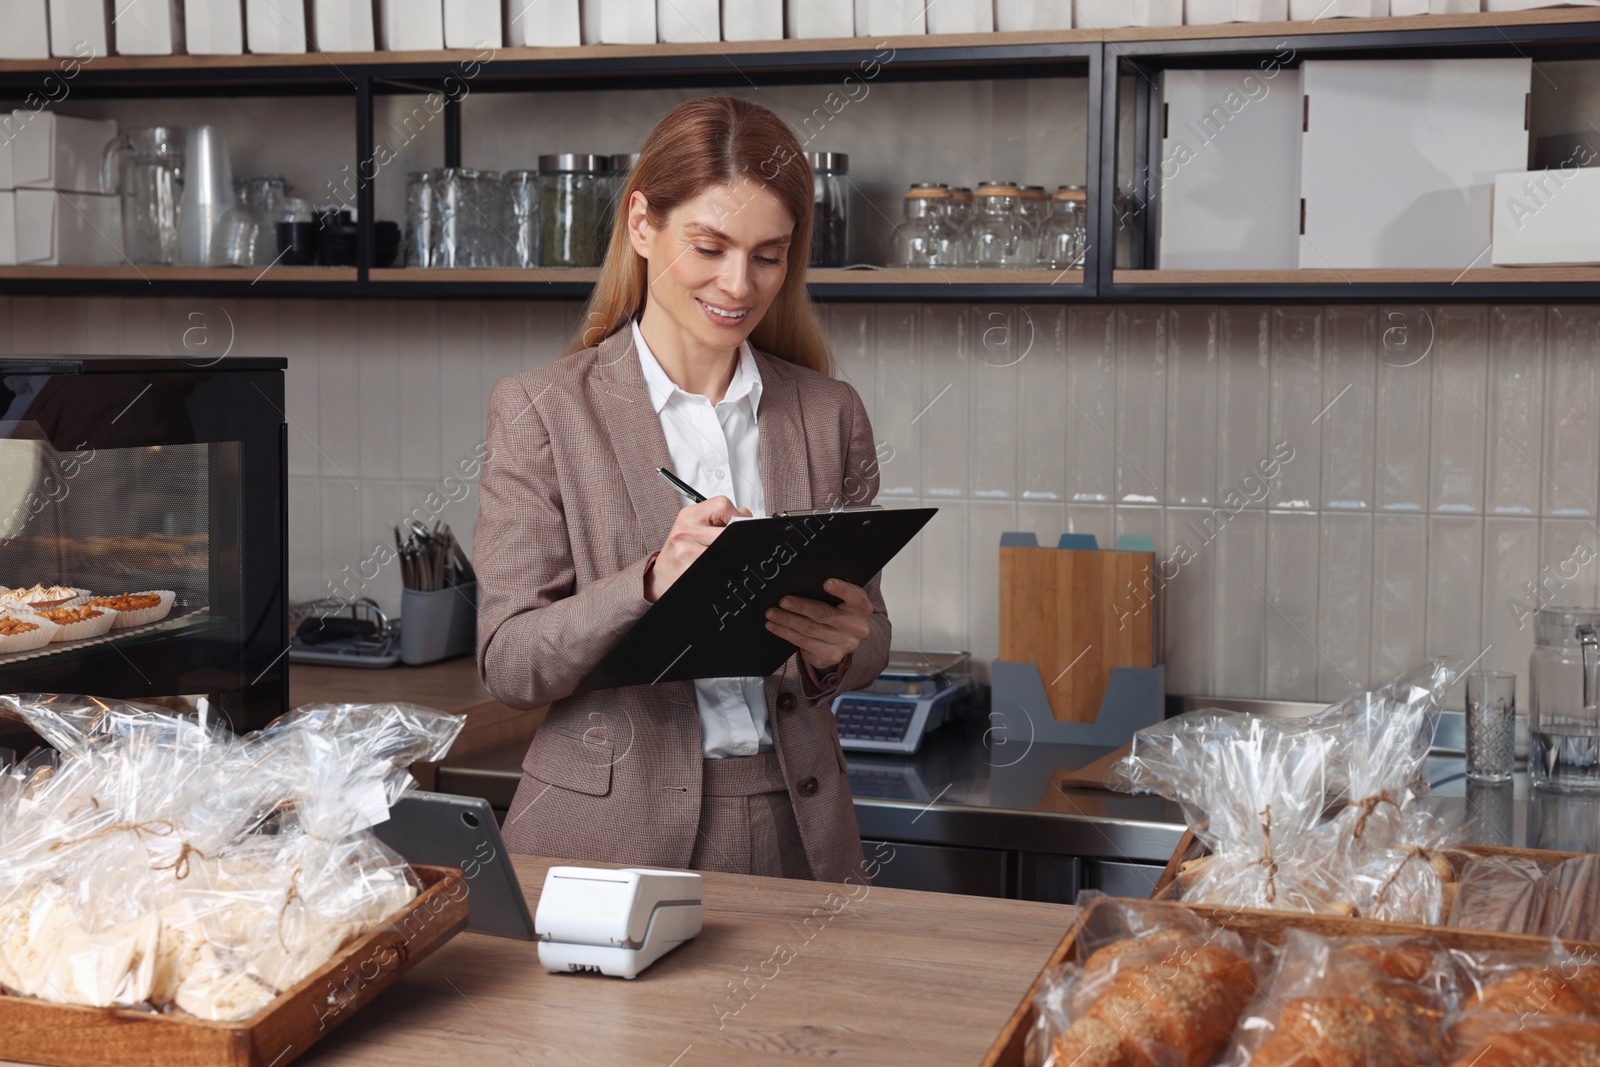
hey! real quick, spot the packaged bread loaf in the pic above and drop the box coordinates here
[0,694,464,1021]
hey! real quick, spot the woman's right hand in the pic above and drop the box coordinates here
[644,496,751,602]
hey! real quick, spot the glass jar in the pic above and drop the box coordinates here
[1018,185,1049,223]
[966,182,1036,269]
[538,154,607,268]
[807,151,849,267]
[1530,607,1600,792]
[404,170,437,267]
[889,183,958,268]
[433,167,475,268]
[1037,184,1087,270]
[225,174,290,267]
[472,169,508,268]
[505,170,539,269]
[600,152,639,258]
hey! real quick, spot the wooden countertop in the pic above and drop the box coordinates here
[300,854,1071,1067]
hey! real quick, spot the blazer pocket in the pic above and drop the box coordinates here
[525,728,615,797]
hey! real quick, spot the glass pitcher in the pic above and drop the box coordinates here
[966,182,1037,269]
[100,127,185,266]
[1529,606,1600,792]
[889,183,958,268]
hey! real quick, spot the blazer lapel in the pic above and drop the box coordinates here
[590,329,679,555]
[753,351,811,518]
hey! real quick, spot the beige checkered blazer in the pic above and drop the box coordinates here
[475,327,891,884]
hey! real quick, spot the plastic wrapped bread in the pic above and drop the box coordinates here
[1449,856,1556,935]
[0,695,464,1019]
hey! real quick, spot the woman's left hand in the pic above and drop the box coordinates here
[765,578,872,673]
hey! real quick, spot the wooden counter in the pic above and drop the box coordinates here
[290,659,544,789]
[299,854,1070,1067]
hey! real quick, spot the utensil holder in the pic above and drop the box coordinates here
[400,581,476,666]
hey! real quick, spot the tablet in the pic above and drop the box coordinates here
[373,790,537,940]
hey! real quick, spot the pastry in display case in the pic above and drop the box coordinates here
[0,357,287,741]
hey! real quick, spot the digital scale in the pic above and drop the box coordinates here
[829,650,978,755]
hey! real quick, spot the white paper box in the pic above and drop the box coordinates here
[928,0,994,30]
[247,0,308,51]
[1389,0,1426,11]
[0,0,52,58]
[314,0,375,49]
[15,189,122,265]
[1486,0,1596,9]
[10,112,117,195]
[658,0,717,40]
[1289,0,1386,18]
[445,0,502,46]
[0,138,12,189]
[0,192,15,265]
[1157,68,1303,270]
[187,0,246,53]
[580,0,653,42]
[722,0,780,38]
[1185,0,1286,22]
[786,0,853,37]
[48,0,108,57]
[1299,58,1531,269]
[1431,0,1479,10]
[115,0,184,53]
[380,0,445,48]
[1075,0,1180,27]
[507,0,579,43]
[855,0,925,33]
[1492,166,1600,266]
[996,0,1072,27]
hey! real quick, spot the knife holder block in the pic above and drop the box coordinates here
[991,532,1164,746]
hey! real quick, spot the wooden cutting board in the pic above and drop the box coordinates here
[999,545,1155,723]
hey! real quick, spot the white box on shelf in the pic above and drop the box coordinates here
[247,0,308,51]
[1431,0,1480,10]
[1492,166,1600,266]
[1075,0,1180,27]
[786,0,853,37]
[1185,0,1287,22]
[187,0,246,53]
[114,0,184,53]
[1299,58,1531,269]
[0,138,12,189]
[507,0,580,44]
[48,0,108,57]
[995,0,1072,27]
[0,192,15,265]
[445,0,502,46]
[15,189,122,266]
[927,0,994,31]
[855,0,925,33]
[1,0,53,58]
[1389,0,1426,11]
[1157,67,1303,270]
[1289,0,1387,18]
[314,0,376,49]
[581,0,654,42]
[1486,0,1597,8]
[722,0,780,39]
[380,0,445,48]
[658,0,717,40]
[10,112,117,194]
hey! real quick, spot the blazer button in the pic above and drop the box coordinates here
[776,692,796,713]
[798,776,819,797]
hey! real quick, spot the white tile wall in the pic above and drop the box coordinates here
[4,296,1598,708]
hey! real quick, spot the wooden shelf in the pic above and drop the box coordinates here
[0,265,358,282]
[1115,267,1600,284]
[1101,5,1600,43]
[368,267,599,283]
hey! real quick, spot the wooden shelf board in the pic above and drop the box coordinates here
[0,265,359,282]
[0,29,1099,76]
[1114,266,1600,284]
[369,267,1084,286]
[368,267,599,283]
[4,8,1596,78]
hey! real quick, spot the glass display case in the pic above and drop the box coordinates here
[0,357,287,740]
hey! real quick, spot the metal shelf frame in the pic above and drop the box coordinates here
[2,19,1599,303]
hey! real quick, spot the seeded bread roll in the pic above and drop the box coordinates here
[1051,940,1256,1067]
[1249,983,1446,1067]
[1448,1019,1600,1067]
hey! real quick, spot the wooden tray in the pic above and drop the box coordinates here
[0,864,469,1067]
[981,890,1600,1067]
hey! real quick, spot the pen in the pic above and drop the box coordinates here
[656,467,707,503]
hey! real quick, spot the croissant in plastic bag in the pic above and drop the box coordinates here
[0,694,463,1020]
[1028,895,1263,1067]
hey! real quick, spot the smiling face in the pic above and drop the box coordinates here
[627,180,794,367]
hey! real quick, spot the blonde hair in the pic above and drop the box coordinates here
[566,96,833,376]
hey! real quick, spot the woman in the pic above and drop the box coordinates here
[475,96,891,884]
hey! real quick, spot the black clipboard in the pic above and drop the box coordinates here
[573,506,936,693]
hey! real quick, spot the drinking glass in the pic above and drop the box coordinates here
[1466,670,1517,782]
[505,170,539,269]
[404,171,437,268]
